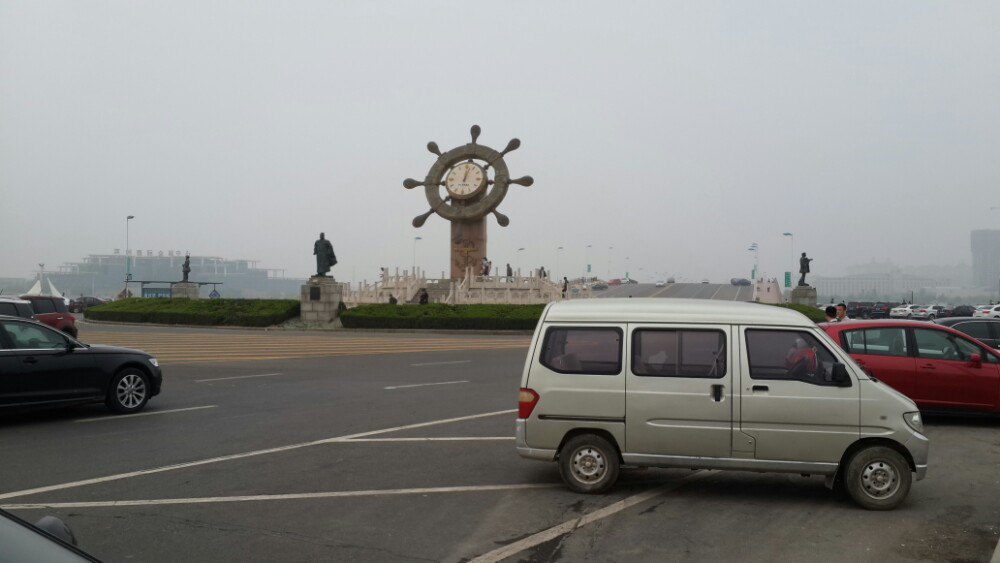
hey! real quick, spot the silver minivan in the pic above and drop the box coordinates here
[517,298,928,510]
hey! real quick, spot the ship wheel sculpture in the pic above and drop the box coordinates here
[403,125,533,279]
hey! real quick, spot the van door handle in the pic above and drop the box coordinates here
[710,384,724,402]
[752,385,769,392]
[23,357,38,364]
[920,363,936,369]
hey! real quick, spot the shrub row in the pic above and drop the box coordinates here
[85,298,300,327]
[770,302,827,323]
[339,303,545,330]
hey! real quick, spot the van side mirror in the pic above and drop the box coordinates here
[831,363,852,387]
[968,353,982,368]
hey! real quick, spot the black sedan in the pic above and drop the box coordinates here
[933,317,1000,349]
[0,315,162,413]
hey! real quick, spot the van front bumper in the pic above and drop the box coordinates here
[515,419,556,462]
[905,431,929,481]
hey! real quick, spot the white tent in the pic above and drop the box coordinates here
[23,277,66,300]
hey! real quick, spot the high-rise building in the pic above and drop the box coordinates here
[971,230,1000,288]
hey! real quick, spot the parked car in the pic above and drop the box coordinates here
[654,281,665,287]
[845,302,874,319]
[911,305,947,320]
[975,305,1000,318]
[0,297,35,319]
[822,319,1000,414]
[0,508,98,562]
[730,278,752,286]
[934,317,1000,349]
[18,295,77,337]
[889,304,922,319]
[608,279,622,286]
[0,315,162,413]
[868,302,896,319]
[517,299,927,510]
[68,296,106,313]
[973,305,995,318]
[941,305,975,317]
[591,282,609,290]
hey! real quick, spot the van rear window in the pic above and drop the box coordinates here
[540,327,622,375]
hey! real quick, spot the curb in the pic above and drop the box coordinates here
[78,318,533,336]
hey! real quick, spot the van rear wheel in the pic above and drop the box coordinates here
[558,434,620,494]
[845,446,911,510]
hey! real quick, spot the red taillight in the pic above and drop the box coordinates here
[518,388,539,419]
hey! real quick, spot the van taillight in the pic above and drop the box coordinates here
[518,388,539,419]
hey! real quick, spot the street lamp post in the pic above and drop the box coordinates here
[782,232,794,288]
[607,246,613,278]
[585,244,592,282]
[125,215,135,287]
[517,247,526,276]
[556,246,564,280]
[412,236,422,275]
[748,243,759,280]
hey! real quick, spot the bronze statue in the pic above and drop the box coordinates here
[314,233,337,277]
[182,254,191,282]
[798,252,813,286]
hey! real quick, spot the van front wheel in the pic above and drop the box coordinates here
[558,434,620,494]
[845,446,912,510]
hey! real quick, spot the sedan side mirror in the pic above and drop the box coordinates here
[968,353,982,368]
[831,363,852,387]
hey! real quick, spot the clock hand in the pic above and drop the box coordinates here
[463,166,470,181]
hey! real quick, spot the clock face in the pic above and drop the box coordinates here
[445,162,486,200]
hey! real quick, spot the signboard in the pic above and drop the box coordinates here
[784,271,791,288]
[142,287,171,298]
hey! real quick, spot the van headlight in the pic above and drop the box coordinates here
[148,358,159,367]
[903,411,923,434]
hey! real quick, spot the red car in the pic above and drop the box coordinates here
[822,320,1000,413]
[18,295,78,338]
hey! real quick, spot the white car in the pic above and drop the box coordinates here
[889,304,923,319]
[975,305,1000,318]
[911,305,947,320]
[655,280,665,287]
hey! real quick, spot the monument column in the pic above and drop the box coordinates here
[451,219,487,279]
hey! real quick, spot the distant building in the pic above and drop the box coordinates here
[48,251,303,298]
[812,273,941,301]
[971,230,1000,289]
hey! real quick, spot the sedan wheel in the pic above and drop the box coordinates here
[107,369,150,414]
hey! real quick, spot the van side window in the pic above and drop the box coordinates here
[540,327,622,375]
[745,329,844,386]
[632,329,726,378]
[31,299,56,314]
[842,328,908,357]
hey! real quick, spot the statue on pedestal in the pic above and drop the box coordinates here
[182,254,191,282]
[314,233,337,277]
[798,252,813,286]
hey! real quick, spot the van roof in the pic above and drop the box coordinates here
[543,298,814,326]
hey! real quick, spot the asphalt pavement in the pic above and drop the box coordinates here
[1,324,999,562]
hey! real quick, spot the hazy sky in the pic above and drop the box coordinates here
[2,1,998,284]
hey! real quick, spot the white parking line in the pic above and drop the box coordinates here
[345,437,514,443]
[0,409,516,501]
[469,471,713,563]
[410,360,472,367]
[195,373,282,383]
[384,380,469,390]
[74,405,217,423]
[0,483,559,510]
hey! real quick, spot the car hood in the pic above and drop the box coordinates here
[82,344,151,356]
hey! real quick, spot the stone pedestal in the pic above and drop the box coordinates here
[172,282,200,299]
[451,218,487,279]
[789,285,818,307]
[301,276,343,324]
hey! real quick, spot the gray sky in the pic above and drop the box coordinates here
[2,1,998,284]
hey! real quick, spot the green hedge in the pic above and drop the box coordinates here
[340,303,545,330]
[85,298,300,327]
[771,302,827,323]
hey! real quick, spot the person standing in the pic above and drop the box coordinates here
[836,303,848,322]
[562,277,569,298]
[506,263,513,281]
[824,306,837,322]
[388,294,398,305]
[418,288,429,304]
